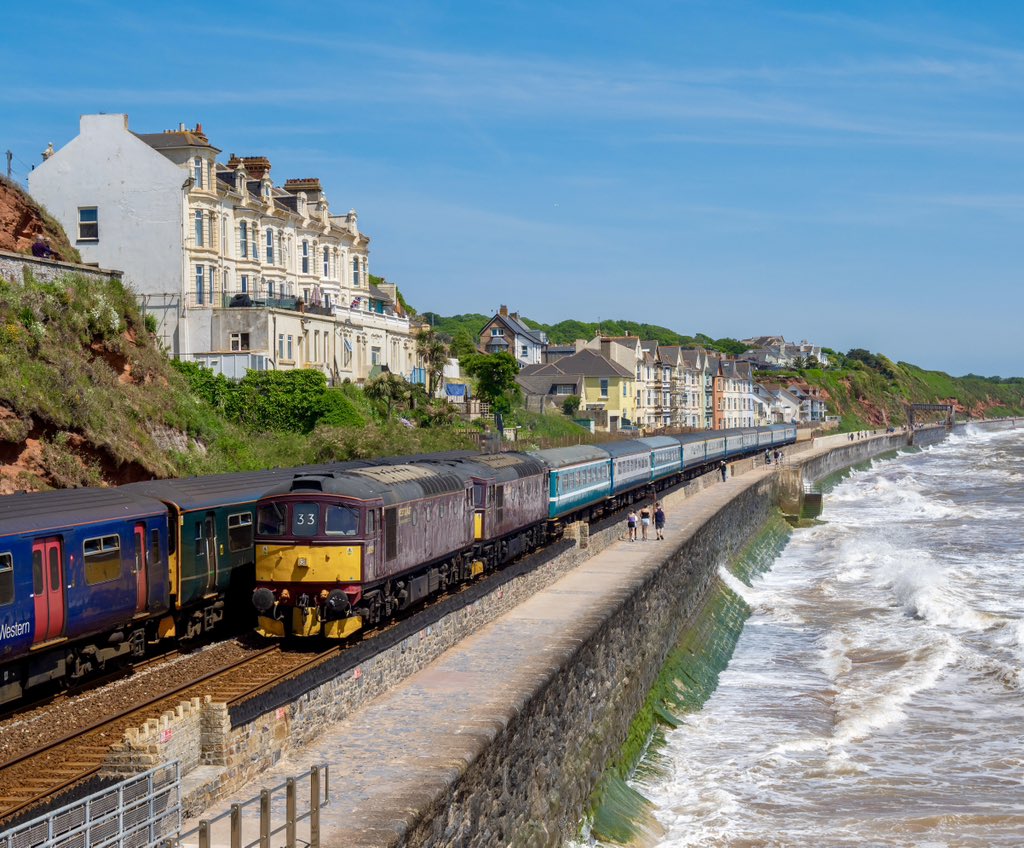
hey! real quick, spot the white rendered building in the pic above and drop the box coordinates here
[30,114,418,383]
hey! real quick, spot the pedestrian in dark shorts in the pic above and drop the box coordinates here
[627,510,638,542]
[654,502,665,540]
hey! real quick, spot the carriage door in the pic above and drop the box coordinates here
[132,523,148,613]
[31,538,65,644]
[366,508,382,583]
[203,512,218,592]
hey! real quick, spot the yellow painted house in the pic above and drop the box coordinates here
[517,349,636,432]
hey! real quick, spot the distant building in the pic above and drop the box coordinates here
[29,113,418,383]
[478,306,548,366]
[517,349,635,432]
[741,335,831,369]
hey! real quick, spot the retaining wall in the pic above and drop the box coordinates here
[0,248,121,285]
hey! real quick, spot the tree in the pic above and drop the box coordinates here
[449,327,478,365]
[465,351,521,414]
[415,327,449,396]
[562,394,581,416]
[364,371,411,419]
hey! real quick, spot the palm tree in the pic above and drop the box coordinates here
[364,372,410,419]
[415,327,450,396]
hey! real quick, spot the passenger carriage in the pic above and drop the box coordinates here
[603,440,654,501]
[0,488,170,705]
[529,445,612,522]
[677,433,710,470]
[639,436,683,483]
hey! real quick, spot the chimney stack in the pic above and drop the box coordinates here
[499,305,508,317]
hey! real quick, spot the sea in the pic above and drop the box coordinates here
[633,425,1024,847]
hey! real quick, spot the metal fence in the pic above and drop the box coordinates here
[170,765,329,848]
[1,764,180,848]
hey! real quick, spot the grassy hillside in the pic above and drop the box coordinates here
[765,352,1024,430]
[0,271,472,493]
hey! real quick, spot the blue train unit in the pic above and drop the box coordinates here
[0,488,170,705]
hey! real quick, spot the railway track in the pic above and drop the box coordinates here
[0,644,340,826]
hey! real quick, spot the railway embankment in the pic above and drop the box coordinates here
[123,420,1017,845]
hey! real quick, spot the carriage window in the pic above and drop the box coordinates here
[83,535,121,585]
[32,549,43,595]
[149,529,160,569]
[49,547,59,589]
[257,502,287,536]
[0,553,13,606]
[228,512,254,552]
[292,502,320,537]
[326,505,359,536]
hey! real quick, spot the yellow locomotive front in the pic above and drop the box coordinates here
[252,488,373,640]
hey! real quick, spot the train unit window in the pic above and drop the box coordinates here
[326,505,359,536]
[83,535,122,585]
[32,549,43,595]
[149,529,160,568]
[228,512,254,551]
[258,503,287,536]
[0,553,13,605]
[292,503,320,537]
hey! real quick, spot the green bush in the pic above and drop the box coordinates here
[319,388,366,428]
[225,370,329,433]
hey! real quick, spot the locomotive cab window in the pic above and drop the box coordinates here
[0,553,13,606]
[473,483,486,508]
[326,505,359,536]
[84,535,122,585]
[292,502,320,536]
[257,503,287,536]
[228,512,254,551]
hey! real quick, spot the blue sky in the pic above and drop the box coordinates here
[5,1,1023,375]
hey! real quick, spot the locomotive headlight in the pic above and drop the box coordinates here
[296,557,308,567]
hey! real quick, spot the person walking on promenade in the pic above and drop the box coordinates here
[720,460,728,482]
[627,510,638,542]
[654,502,666,540]
[774,449,781,465]
[764,449,771,465]
[639,505,651,541]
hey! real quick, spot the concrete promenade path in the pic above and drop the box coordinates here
[182,434,890,847]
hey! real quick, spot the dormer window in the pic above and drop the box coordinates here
[194,157,203,189]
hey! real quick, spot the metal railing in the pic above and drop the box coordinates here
[1,763,180,848]
[170,765,329,848]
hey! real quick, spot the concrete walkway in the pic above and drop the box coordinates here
[179,435,890,847]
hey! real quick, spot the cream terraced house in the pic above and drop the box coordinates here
[29,114,419,384]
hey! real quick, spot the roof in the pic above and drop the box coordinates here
[482,313,546,347]
[529,444,609,470]
[522,349,632,380]
[268,464,467,506]
[133,130,220,153]
[639,436,681,450]
[516,373,584,398]
[122,463,373,511]
[0,487,167,538]
[602,439,652,458]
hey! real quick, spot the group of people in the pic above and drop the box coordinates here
[31,233,60,261]
[626,502,666,541]
[764,449,784,465]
